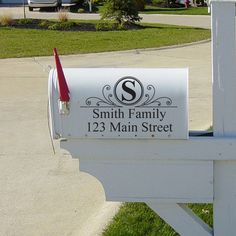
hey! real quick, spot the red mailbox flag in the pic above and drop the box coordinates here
[53,48,70,102]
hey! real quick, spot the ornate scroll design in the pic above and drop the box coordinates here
[85,85,121,107]
[136,84,174,107]
[83,82,176,108]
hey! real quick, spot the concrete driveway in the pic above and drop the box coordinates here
[0,58,120,236]
[0,41,212,236]
[0,5,211,28]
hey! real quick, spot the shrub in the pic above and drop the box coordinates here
[48,23,61,30]
[0,14,13,26]
[18,18,34,25]
[58,10,69,22]
[96,21,118,31]
[39,20,50,28]
[48,21,76,30]
[60,21,76,30]
[78,8,86,13]
[96,20,140,31]
[101,0,142,25]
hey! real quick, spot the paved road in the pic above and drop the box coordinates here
[141,14,210,28]
[0,41,212,236]
[0,6,211,28]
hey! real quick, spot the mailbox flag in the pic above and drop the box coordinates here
[53,48,70,102]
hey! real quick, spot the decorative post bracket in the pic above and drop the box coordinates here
[147,203,213,236]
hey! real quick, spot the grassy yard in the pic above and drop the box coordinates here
[140,6,209,15]
[103,203,213,236]
[0,22,210,59]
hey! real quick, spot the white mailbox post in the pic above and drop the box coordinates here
[48,2,236,234]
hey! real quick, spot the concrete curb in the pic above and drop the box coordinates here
[47,39,211,59]
[119,39,211,54]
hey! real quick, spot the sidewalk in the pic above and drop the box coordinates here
[0,41,212,236]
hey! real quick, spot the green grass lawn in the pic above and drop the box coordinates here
[103,203,213,236]
[0,22,210,59]
[140,6,209,15]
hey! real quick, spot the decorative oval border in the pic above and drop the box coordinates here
[114,76,144,106]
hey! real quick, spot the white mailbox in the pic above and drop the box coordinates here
[48,49,214,205]
[49,68,188,140]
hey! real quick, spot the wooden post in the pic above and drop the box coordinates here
[212,1,236,235]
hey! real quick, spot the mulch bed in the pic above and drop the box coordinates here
[1,19,144,31]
